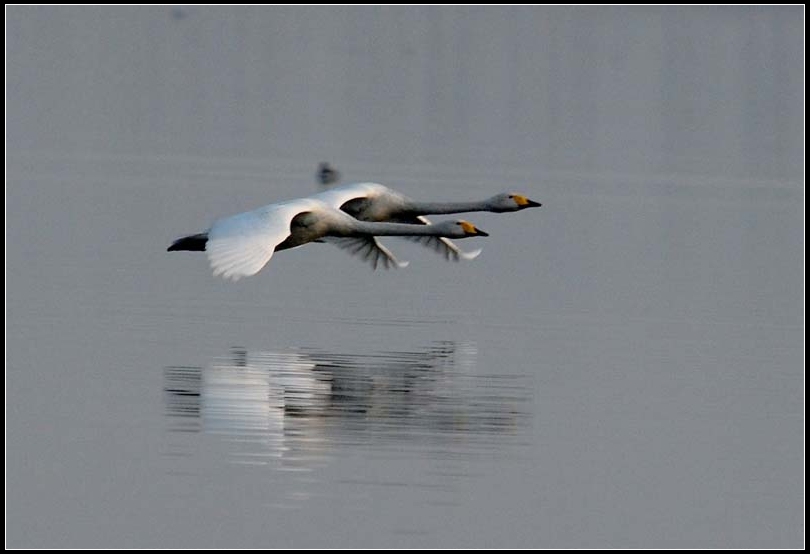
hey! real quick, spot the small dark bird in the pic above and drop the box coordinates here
[317,162,340,187]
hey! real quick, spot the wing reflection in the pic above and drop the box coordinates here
[164,342,528,467]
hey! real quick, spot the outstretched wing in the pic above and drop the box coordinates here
[206,198,322,281]
[323,236,409,270]
[395,215,481,261]
[310,182,390,216]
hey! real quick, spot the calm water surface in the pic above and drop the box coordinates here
[6,155,802,548]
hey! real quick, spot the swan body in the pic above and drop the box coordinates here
[168,197,488,281]
[311,182,540,261]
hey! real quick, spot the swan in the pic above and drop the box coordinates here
[168,197,488,281]
[311,182,540,261]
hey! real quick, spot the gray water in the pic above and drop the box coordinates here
[6,6,804,548]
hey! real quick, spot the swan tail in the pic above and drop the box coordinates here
[167,233,208,252]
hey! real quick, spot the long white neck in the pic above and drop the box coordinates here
[346,219,458,238]
[402,199,490,216]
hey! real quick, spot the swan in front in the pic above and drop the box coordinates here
[311,182,540,261]
[168,197,488,281]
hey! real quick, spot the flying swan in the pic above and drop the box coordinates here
[168,197,488,280]
[312,182,540,262]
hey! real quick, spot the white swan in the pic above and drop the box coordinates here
[312,182,540,261]
[168,197,488,280]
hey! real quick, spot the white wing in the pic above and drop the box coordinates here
[400,216,482,261]
[323,236,410,270]
[310,182,390,212]
[314,183,411,268]
[206,198,323,281]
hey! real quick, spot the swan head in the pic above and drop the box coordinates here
[487,193,542,213]
[455,220,489,237]
[427,220,487,237]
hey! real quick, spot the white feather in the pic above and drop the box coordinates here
[206,198,323,281]
[311,182,389,209]
[324,237,410,270]
[411,216,482,261]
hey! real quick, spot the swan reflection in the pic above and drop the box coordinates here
[164,342,528,467]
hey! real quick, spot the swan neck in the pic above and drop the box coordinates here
[405,200,486,215]
[351,220,446,237]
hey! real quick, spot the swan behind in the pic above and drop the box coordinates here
[312,182,540,262]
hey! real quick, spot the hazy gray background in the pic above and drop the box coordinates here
[6,6,804,548]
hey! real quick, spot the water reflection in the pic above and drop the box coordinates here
[164,342,529,468]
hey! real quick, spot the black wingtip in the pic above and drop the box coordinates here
[168,233,208,252]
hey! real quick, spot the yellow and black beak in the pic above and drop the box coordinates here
[460,221,489,237]
[514,194,542,209]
